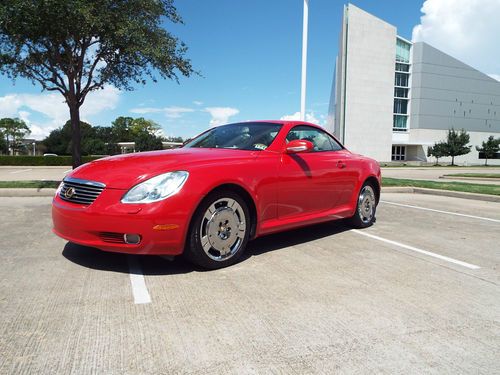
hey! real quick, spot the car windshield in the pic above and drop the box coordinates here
[183,122,282,151]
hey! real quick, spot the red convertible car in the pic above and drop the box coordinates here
[52,121,380,269]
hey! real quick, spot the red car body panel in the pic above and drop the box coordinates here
[52,121,381,255]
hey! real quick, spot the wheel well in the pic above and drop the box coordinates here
[364,176,380,203]
[203,184,258,239]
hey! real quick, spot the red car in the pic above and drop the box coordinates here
[52,121,380,269]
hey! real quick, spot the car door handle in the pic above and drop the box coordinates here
[337,160,346,169]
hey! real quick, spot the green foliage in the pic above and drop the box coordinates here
[42,116,168,155]
[0,155,102,166]
[0,180,61,189]
[0,0,194,167]
[0,117,31,154]
[475,136,500,165]
[442,128,471,165]
[135,131,163,152]
[43,120,95,155]
[0,131,6,153]
[427,142,447,165]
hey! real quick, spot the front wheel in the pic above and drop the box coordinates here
[185,190,250,269]
[348,183,377,228]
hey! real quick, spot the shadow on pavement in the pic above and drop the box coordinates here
[63,220,352,274]
[245,220,351,258]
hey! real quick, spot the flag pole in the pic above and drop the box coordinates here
[300,0,309,121]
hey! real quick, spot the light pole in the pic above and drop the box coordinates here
[300,0,309,121]
[32,142,36,156]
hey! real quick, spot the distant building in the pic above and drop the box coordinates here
[327,4,500,164]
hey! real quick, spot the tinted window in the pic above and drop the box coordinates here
[286,125,343,152]
[184,122,282,151]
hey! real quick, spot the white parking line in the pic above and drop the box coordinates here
[351,229,481,270]
[10,169,32,174]
[381,200,500,223]
[127,256,151,304]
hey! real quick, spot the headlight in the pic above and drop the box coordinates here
[121,171,189,204]
[55,181,64,197]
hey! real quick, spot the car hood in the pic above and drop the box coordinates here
[68,148,259,189]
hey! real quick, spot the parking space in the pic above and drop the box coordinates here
[0,194,499,373]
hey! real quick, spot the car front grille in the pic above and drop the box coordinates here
[99,232,126,244]
[59,177,106,206]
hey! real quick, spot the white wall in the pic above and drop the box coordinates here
[341,5,395,161]
[410,129,500,165]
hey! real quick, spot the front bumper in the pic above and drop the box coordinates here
[52,188,192,255]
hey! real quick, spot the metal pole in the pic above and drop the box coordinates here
[300,0,309,121]
[33,142,36,156]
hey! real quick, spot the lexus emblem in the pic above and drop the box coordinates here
[64,187,76,199]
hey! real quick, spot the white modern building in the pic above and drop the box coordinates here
[327,4,500,164]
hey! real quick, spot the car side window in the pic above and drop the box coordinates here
[286,125,343,152]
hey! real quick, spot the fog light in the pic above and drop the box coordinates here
[124,233,141,245]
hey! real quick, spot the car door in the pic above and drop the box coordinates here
[277,125,357,219]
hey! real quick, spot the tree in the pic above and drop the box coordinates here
[130,117,162,137]
[0,117,30,155]
[135,131,163,152]
[442,128,471,166]
[43,120,95,155]
[0,131,6,154]
[476,136,500,166]
[0,0,194,168]
[427,142,447,165]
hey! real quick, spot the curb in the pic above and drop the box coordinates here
[439,176,500,182]
[382,186,500,203]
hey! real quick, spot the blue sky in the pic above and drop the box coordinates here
[0,0,498,140]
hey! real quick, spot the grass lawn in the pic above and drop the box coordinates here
[0,180,60,189]
[443,173,500,179]
[382,177,500,196]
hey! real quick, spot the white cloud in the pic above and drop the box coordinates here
[0,85,120,139]
[130,106,194,118]
[193,101,203,106]
[205,107,239,126]
[412,0,500,77]
[280,111,324,126]
[81,85,120,117]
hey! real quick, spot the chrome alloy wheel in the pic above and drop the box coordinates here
[357,185,376,224]
[200,198,247,261]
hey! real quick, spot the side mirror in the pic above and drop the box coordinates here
[285,139,314,154]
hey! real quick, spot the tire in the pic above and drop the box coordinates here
[185,190,250,269]
[348,183,377,228]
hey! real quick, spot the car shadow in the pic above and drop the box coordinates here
[62,220,352,275]
[245,220,351,258]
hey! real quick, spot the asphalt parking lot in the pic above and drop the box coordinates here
[1,193,499,374]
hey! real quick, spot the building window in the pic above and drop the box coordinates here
[395,72,409,87]
[393,115,408,131]
[392,146,406,161]
[395,63,410,72]
[394,98,408,114]
[394,87,409,98]
[396,38,411,63]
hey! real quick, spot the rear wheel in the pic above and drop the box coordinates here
[348,183,377,228]
[185,190,250,269]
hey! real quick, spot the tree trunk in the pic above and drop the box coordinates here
[485,158,488,166]
[69,102,82,169]
[451,156,455,166]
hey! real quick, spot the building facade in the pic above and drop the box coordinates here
[327,4,500,164]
